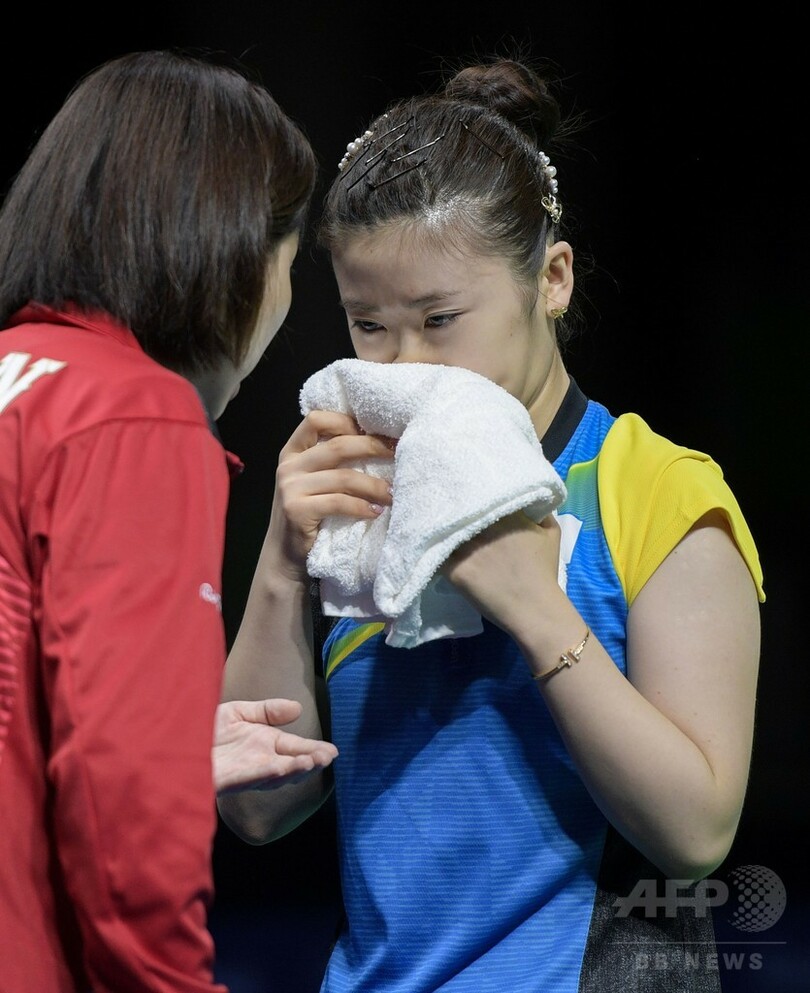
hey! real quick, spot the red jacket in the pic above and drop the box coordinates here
[0,305,236,992]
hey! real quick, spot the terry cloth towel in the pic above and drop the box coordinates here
[300,359,567,648]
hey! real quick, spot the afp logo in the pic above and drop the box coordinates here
[614,864,786,932]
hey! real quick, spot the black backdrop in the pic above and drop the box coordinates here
[4,5,808,991]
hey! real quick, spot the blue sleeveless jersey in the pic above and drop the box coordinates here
[319,393,763,993]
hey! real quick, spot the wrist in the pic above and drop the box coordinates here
[257,564,310,602]
[257,530,312,589]
[509,595,589,677]
[531,627,590,683]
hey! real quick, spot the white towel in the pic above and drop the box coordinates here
[300,359,567,648]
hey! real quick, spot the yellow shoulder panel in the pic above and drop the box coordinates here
[598,413,765,606]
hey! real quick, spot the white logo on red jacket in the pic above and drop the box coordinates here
[198,582,222,611]
[0,352,67,414]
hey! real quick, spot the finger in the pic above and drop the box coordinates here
[222,755,319,794]
[277,466,394,524]
[259,698,304,724]
[270,754,317,776]
[282,410,366,456]
[252,763,324,791]
[284,432,396,473]
[295,466,393,505]
[248,752,336,790]
[229,698,302,725]
[375,435,398,452]
[274,730,339,760]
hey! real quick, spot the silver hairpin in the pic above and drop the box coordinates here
[389,133,447,163]
[462,121,561,223]
[367,159,426,190]
[461,121,505,159]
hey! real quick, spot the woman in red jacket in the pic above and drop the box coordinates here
[0,49,339,992]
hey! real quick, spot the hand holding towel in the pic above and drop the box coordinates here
[300,359,567,648]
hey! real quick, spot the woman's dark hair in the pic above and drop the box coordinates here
[318,58,568,321]
[0,49,317,371]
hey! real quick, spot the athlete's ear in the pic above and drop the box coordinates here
[540,240,574,318]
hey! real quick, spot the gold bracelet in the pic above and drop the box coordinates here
[532,627,590,683]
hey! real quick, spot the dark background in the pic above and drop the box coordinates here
[4,4,807,991]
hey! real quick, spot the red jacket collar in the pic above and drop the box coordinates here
[9,303,246,477]
[8,302,142,349]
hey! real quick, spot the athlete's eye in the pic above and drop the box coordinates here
[350,319,385,334]
[425,312,460,329]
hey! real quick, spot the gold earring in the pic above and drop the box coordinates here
[550,306,568,320]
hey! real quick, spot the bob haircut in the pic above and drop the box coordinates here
[0,49,317,372]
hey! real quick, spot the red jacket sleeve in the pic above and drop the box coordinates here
[31,417,231,993]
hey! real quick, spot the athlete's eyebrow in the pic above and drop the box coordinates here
[339,290,461,312]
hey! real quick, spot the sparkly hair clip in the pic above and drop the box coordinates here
[337,114,397,173]
[338,129,375,172]
[538,151,562,224]
[461,122,562,225]
[337,117,447,191]
[337,116,562,218]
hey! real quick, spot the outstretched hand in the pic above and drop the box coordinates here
[213,699,339,795]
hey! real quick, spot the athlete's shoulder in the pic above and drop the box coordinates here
[601,412,720,475]
[598,413,764,603]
